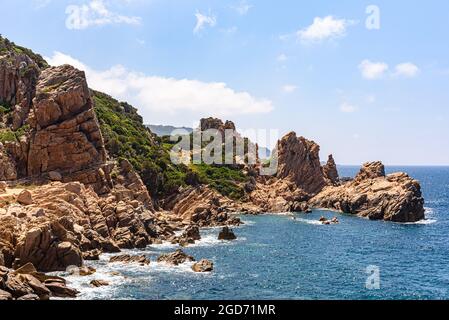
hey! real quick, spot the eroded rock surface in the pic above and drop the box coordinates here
[275,132,326,196]
[0,263,78,300]
[192,259,213,273]
[309,162,425,222]
[157,249,195,266]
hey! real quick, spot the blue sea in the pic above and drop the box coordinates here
[62,166,449,300]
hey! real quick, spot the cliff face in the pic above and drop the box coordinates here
[275,132,326,196]
[0,36,427,280]
[247,134,425,222]
[0,40,163,273]
[28,65,107,179]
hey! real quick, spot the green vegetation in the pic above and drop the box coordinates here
[93,90,249,200]
[191,163,248,200]
[0,129,16,143]
[0,124,31,143]
[93,90,189,197]
[0,103,12,115]
[0,35,48,69]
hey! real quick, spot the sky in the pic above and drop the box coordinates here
[1,0,449,165]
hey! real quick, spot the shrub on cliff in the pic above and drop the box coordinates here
[0,35,48,69]
[93,91,248,200]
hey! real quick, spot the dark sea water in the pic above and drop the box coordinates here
[62,166,449,300]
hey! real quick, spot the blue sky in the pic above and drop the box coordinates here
[1,0,449,165]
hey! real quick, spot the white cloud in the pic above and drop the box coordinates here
[282,85,297,93]
[297,16,354,42]
[359,60,389,80]
[359,60,420,79]
[232,1,253,15]
[65,0,141,30]
[194,11,217,34]
[340,102,357,113]
[277,53,288,62]
[394,62,420,78]
[45,52,274,119]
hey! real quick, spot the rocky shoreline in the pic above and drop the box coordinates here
[0,36,426,300]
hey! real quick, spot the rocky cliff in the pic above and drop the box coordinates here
[0,36,427,300]
[246,134,425,222]
[309,162,425,222]
[0,39,162,278]
[275,132,326,196]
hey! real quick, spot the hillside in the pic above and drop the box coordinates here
[93,92,249,200]
[0,35,48,69]
[147,124,193,137]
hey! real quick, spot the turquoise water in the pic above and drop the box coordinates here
[64,166,449,300]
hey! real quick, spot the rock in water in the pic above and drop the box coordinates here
[45,282,79,298]
[90,280,109,287]
[157,249,195,266]
[218,227,237,241]
[82,249,101,261]
[309,162,425,222]
[192,259,214,273]
[109,255,150,265]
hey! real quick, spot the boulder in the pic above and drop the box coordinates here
[45,282,79,298]
[48,171,62,181]
[0,181,7,192]
[218,227,237,241]
[17,293,40,300]
[157,249,195,266]
[68,266,96,277]
[109,254,150,265]
[90,280,109,287]
[0,289,13,300]
[17,190,33,205]
[82,249,101,261]
[192,259,214,273]
[14,226,83,272]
